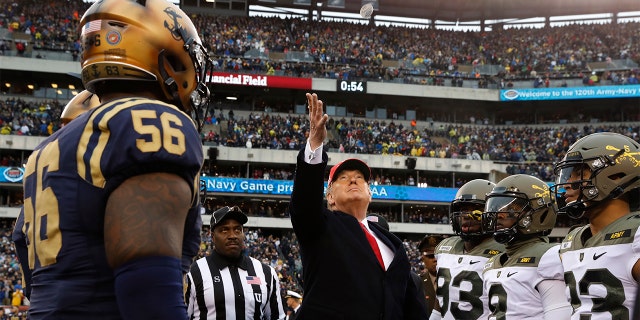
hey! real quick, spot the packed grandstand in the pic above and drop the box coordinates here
[0,0,639,316]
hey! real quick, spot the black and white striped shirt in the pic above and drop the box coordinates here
[185,251,286,320]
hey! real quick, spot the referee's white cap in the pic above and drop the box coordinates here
[285,290,302,299]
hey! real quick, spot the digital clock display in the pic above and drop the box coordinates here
[337,80,367,93]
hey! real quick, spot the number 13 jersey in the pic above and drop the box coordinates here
[559,212,640,320]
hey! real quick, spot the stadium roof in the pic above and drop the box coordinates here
[248,0,639,23]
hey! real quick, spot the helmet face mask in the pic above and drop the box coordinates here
[483,194,531,244]
[551,161,597,218]
[450,179,495,241]
[483,175,556,244]
[450,202,484,240]
[80,0,213,131]
[550,132,640,219]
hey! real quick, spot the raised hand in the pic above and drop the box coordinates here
[306,92,329,150]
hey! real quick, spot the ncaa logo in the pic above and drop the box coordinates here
[106,30,122,45]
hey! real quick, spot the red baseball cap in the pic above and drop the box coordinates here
[328,158,371,184]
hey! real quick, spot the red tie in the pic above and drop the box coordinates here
[360,222,385,270]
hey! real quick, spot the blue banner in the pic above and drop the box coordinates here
[201,176,457,203]
[500,85,640,101]
[0,167,457,203]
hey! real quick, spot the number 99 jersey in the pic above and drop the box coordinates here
[17,97,203,318]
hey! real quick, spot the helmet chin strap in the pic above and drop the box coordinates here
[492,210,523,244]
[562,190,588,219]
[493,228,516,244]
[157,49,182,107]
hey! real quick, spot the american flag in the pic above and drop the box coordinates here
[82,20,102,35]
[246,276,262,285]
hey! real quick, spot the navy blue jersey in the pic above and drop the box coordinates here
[17,97,203,319]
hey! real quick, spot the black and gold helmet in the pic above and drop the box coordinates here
[79,0,212,129]
[550,132,640,219]
[483,174,556,244]
[450,179,495,241]
[60,90,101,125]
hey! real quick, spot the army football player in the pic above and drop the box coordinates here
[552,132,640,319]
[433,179,504,320]
[482,175,571,319]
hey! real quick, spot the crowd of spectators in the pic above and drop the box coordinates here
[1,95,640,187]
[0,98,61,138]
[1,0,640,85]
[0,0,87,56]
[202,109,640,183]
[0,219,27,319]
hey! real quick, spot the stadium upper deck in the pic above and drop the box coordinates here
[244,0,640,26]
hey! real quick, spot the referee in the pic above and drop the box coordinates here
[185,206,286,320]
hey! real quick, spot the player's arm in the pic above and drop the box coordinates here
[632,226,640,283]
[105,172,191,320]
[11,209,32,299]
[536,279,572,320]
[182,204,203,274]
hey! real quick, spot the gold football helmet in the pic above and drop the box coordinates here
[79,0,212,128]
[61,90,101,125]
[483,174,556,244]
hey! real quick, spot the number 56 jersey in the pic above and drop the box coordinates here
[17,97,203,319]
[559,212,640,320]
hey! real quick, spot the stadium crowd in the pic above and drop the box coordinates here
[1,0,640,84]
[0,0,635,316]
[1,96,639,188]
[0,220,26,319]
